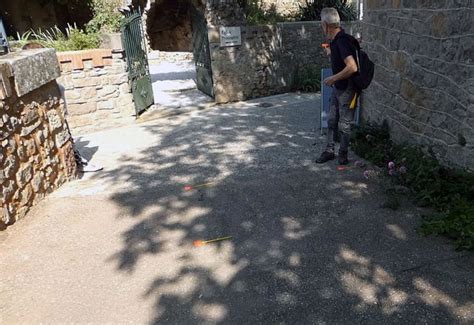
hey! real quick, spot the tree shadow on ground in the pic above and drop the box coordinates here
[86,98,473,324]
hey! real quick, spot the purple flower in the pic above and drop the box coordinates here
[363,170,370,179]
[399,166,407,174]
[388,169,396,176]
[388,161,395,170]
[355,160,365,168]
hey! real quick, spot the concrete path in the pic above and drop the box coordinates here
[0,94,472,324]
[149,52,212,109]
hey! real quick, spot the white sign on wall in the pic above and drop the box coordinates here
[220,26,242,47]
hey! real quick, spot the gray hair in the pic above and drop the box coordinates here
[321,7,341,27]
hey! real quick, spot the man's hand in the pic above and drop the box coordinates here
[324,76,337,87]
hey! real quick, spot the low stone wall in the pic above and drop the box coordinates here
[361,1,473,170]
[209,21,359,103]
[57,49,135,135]
[0,49,77,227]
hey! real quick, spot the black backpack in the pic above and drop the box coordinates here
[341,34,375,91]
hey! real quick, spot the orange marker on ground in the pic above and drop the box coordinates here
[184,182,215,191]
[336,166,355,171]
[193,236,232,247]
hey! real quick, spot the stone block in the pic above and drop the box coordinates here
[24,138,37,156]
[80,87,97,99]
[1,180,16,204]
[97,100,114,110]
[119,83,130,94]
[19,184,33,207]
[20,119,42,136]
[109,74,129,85]
[72,71,86,79]
[55,129,71,148]
[16,164,33,188]
[1,206,12,225]
[89,68,108,77]
[46,110,63,131]
[21,107,40,126]
[0,49,60,97]
[65,89,81,101]
[68,103,97,116]
[97,85,117,97]
[4,155,18,179]
[59,75,74,90]
[73,77,100,88]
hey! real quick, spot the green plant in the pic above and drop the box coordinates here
[86,0,123,33]
[352,122,474,250]
[299,0,357,21]
[293,64,321,92]
[241,0,293,25]
[13,25,99,51]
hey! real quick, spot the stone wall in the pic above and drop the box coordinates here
[0,49,77,228]
[209,21,358,103]
[56,49,135,135]
[361,0,473,170]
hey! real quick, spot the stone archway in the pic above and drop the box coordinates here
[139,0,206,51]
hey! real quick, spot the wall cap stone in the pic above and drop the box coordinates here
[57,49,116,71]
[0,48,60,98]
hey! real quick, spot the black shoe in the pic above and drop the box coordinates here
[338,152,349,165]
[315,151,335,164]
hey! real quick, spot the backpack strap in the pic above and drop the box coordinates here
[338,33,361,73]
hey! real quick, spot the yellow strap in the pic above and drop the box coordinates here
[349,93,358,110]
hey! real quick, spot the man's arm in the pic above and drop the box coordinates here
[324,55,358,86]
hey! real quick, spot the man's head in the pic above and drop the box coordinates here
[321,7,341,38]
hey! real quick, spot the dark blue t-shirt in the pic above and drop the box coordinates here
[330,29,357,90]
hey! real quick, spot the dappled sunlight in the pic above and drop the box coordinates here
[62,93,473,323]
[386,224,407,240]
[337,245,472,320]
[414,278,474,320]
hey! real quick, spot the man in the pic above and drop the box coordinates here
[316,7,359,165]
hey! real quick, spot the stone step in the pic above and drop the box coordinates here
[148,51,194,63]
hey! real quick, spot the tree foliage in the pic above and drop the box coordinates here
[299,0,357,21]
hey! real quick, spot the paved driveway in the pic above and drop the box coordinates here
[0,94,472,324]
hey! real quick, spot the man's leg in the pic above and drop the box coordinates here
[316,90,339,163]
[336,87,357,164]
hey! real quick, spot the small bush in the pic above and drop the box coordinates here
[241,0,294,25]
[293,64,321,92]
[352,122,474,250]
[13,25,99,52]
[86,0,123,34]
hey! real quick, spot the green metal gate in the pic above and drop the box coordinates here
[190,7,214,98]
[121,9,154,115]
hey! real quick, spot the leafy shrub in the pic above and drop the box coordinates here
[293,64,321,92]
[352,122,474,250]
[13,25,99,52]
[299,0,357,21]
[240,0,294,25]
[86,0,123,34]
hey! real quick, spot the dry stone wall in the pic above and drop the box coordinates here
[57,49,135,135]
[209,21,358,103]
[0,49,76,227]
[361,0,473,170]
